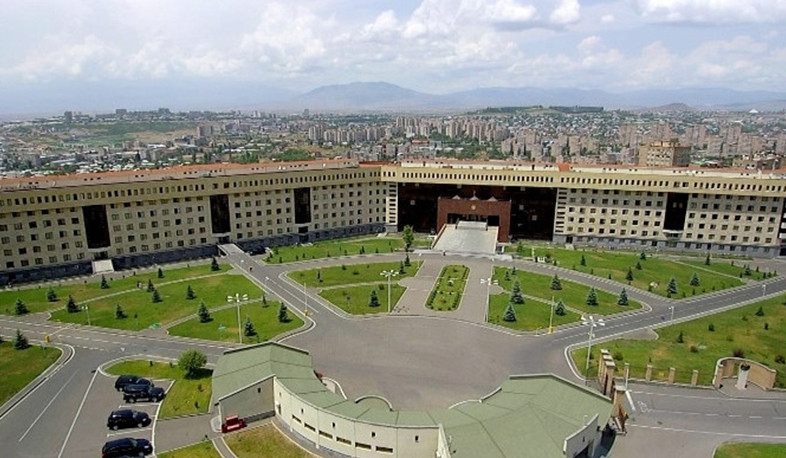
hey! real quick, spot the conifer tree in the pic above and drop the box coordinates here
[66,295,79,313]
[667,277,678,296]
[626,267,634,282]
[586,287,599,306]
[503,303,517,322]
[100,275,110,289]
[369,289,380,307]
[617,288,629,306]
[510,280,524,304]
[278,303,289,322]
[244,317,257,337]
[147,279,155,292]
[46,287,58,302]
[186,284,196,300]
[14,298,29,315]
[690,272,700,287]
[13,329,29,350]
[115,304,126,319]
[555,299,566,316]
[198,301,211,322]
[152,288,162,303]
[211,257,220,271]
[550,274,562,291]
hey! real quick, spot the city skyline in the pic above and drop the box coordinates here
[2,1,786,114]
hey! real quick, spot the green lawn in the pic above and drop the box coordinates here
[571,295,786,386]
[0,263,230,315]
[488,294,581,331]
[493,267,640,316]
[263,236,405,263]
[682,260,774,281]
[158,441,221,458]
[168,301,304,343]
[225,424,309,458]
[714,442,786,458]
[50,273,262,331]
[105,360,212,419]
[426,265,469,311]
[513,246,744,297]
[0,342,61,405]
[319,284,406,314]
[288,261,421,288]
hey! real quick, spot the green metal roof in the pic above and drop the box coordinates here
[213,344,613,458]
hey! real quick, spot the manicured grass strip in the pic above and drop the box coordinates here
[225,423,309,458]
[0,263,230,315]
[571,295,786,387]
[714,442,786,458]
[488,294,581,331]
[50,274,262,331]
[168,301,304,343]
[319,284,406,314]
[0,342,61,406]
[682,260,774,281]
[158,441,221,458]
[426,265,469,311]
[493,267,640,315]
[519,246,744,297]
[264,236,405,263]
[105,360,212,419]
[289,261,421,288]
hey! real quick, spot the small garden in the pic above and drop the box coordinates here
[571,295,786,387]
[225,423,309,458]
[319,283,406,315]
[105,355,212,419]
[288,259,421,288]
[426,265,469,311]
[0,333,61,405]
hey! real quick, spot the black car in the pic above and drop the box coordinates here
[123,385,165,403]
[107,409,151,430]
[101,437,153,457]
[114,375,152,392]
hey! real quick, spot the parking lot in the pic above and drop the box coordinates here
[59,370,172,457]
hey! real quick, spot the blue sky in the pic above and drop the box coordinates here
[1,0,785,105]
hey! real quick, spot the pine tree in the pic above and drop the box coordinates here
[580,254,586,266]
[317,270,323,282]
[626,267,634,282]
[100,275,109,289]
[47,287,58,302]
[512,266,517,275]
[667,277,678,295]
[554,300,566,316]
[586,287,599,306]
[635,261,642,270]
[198,301,211,322]
[510,280,524,304]
[186,284,196,300]
[744,265,752,276]
[157,267,164,279]
[503,303,517,322]
[705,253,711,266]
[690,272,700,286]
[617,288,629,306]
[550,274,562,291]
[677,331,684,343]
[278,303,289,322]
[404,253,411,267]
[211,257,220,271]
[369,289,380,307]
[14,298,29,315]
[755,306,765,317]
[115,304,126,319]
[640,251,647,260]
[399,261,406,274]
[152,288,162,303]
[504,270,511,281]
[66,295,79,313]
[147,279,155,292]
[13,329,29,350]
[243,317,257,337]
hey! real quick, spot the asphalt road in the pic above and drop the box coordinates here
[1,249,786,457]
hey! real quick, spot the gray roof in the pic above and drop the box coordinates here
[213,343,612,457]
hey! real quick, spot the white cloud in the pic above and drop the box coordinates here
[632,0,786,24]
[601,14,615,23]
[550,0,580,25]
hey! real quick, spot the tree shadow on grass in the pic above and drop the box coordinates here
[184,367,213,380]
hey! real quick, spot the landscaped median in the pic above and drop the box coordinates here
[261,234,431,264]
[714,442,786,458]
[105,360,212,419]
[509,245,757,297]
[426,265,469,311]
[0,340,61,406]
[571,295,786,387]
[319,284,406,315]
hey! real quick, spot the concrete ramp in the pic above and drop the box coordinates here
[218,243,245,256]
[432,222,498,255]
[92,259,114,274]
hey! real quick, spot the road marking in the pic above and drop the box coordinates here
[18,370,78,442]
[628,423,786,439]
[628,390,786,403]
[57,369,98,458]
[106,426,153,437]
[626,390,636,412]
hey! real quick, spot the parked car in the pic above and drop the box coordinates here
[107,409,151,430]
[123,384,165,403]
[121,378,152,393]
[101,437,153,457]
[114,375,152,392]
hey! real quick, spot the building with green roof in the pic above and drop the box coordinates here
[213,342,613,457]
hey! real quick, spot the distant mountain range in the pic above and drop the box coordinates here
[2,79,786,117]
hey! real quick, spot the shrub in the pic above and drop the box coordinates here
[115,304,126,319]
[755,306,764,317]
[775,355,785,364]
[690,345,698,353]
[66,295,79,313]
[677,330,684,343]
[46,287,58,302]
[764,322,769,331]
[612,351,623,361]
[708,323,715,332]
[157,268,164,279]
[178,350,207,378]
[732,348,746,358]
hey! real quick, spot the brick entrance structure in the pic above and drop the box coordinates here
[437,196,511,242]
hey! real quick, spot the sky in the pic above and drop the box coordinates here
[1,0,786,113]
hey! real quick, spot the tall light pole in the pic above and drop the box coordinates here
[581,315,605,384]
[380,270,399,313]
[480,277,498,323]
[227,293,248,343]
[669,305,675,322]
[83,304,91,326]
[763,283,767,297]
[548,296,555,334]
[303,282,308,316]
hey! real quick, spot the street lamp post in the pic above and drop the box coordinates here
[480,277,498,323]
[581,315,605,384]
[380,270,399,313]
[83,304,91,326]
[763,283,767,297]
[303,282,308,316]
[548,296,555,334]
[669,305,675,322]
[227,293,248,343]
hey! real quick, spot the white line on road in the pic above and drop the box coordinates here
[57,369,98,458]
[626,390,636,412]
[106,426,153,437]
[629,390,786,403]
[628,423,786,440]
[18,370,78,442]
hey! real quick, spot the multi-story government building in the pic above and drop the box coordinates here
[2,158,785,284]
